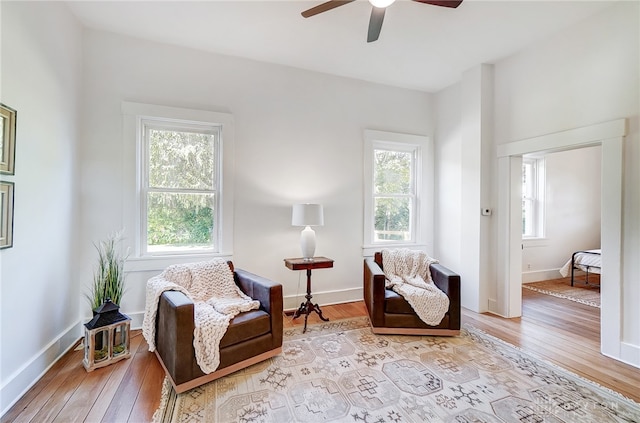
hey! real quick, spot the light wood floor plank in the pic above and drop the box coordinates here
[100,337,155,422]
[0,347,82,423]
[52,367,113,423]
[29,353,88,423]
[83,333,144,423]
[126,349,164,423]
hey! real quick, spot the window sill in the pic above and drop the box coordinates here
[362,243,428,257]
[522,238,549,248]
[124,252,233,273]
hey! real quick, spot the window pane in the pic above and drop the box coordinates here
[374,150,412,194]
[522,162,532,197]
[147,192,215,252]
[522,198,533,236]
[0,116,4,162]
[522,158,545,238]
[148,128,215,190]
[374,197,411,241]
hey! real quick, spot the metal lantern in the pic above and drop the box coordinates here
[83,299,131,372]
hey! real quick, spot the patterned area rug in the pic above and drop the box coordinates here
[153,317,639,422]
[523,278,600,308]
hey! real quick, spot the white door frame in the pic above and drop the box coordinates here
[496,119,625,359]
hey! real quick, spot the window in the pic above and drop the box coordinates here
[122,102,234,261]
[522,156,545,238]
[363,130,433,252]
[373,146,416,242]
[142,120,220,254]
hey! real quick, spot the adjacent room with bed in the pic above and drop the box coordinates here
[522,145,602,309]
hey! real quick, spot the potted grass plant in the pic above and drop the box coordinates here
[87,230,129,311]
[85,231,128,362]
[83,231,132,368]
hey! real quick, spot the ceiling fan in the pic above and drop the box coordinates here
[301,0,463,43]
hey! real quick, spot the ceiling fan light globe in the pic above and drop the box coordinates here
[369,0,395,8]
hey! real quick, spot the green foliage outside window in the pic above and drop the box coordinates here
[147,193,214,248]
[146,127,217,250]
[373,150,412,241]
[374,198,411,241]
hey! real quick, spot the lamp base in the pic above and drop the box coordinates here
[300,226,316,260]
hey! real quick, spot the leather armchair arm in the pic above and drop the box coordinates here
[364,257,386,327]
[430,263,459,296]
[430,263,461,329]
[234,268,283,345]
[156,290,196,385]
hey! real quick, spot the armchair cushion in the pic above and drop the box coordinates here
[219,310,270,349]
[384,289,417,315]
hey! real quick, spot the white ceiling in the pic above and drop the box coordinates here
[66,0,617,92]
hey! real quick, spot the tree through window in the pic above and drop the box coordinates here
[142,121,220,254]
[363,129,429,249]
[373,149,414,241]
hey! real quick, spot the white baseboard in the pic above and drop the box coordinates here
[521,269,562,283]
[1,322,82,417]
[284,287,362,312]
[620,341,640,369]
[126,311,145,330]
[487,298,500,315]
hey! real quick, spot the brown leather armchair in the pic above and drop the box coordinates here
[154,262,283,393]
[364,252,460,336]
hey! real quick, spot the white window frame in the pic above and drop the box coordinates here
[121,102,234,270]
[363,130,433,256]
[522,156,546,239]
[140,119,221,256]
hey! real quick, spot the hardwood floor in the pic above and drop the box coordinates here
[465,288,640,403]
[3,290,639,422]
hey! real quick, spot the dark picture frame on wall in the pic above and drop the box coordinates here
[1,103,17,175]
[0,181,14,249]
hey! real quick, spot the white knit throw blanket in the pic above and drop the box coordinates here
[382,248,450,326]
[142,259,260,374]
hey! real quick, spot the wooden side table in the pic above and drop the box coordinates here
[284,256,334,333]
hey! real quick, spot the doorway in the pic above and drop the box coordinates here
[495,119,624,359]
[521,147,602,310]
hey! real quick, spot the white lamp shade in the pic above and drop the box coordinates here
[292,204,324,227]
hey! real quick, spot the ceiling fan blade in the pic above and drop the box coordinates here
[301,0,356,18]
[412,0,463,8]
[367,7,386,43]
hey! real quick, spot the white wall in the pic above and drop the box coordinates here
[493,2,638,360]
[78,30,434,326]
[434,85,462,272]
[0,2,82,415]
[522,146,602,282]
[435,65,495,314]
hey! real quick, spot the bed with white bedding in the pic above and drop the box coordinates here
[559,249,601,286]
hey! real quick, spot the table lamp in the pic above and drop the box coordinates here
[292,203,324,260]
